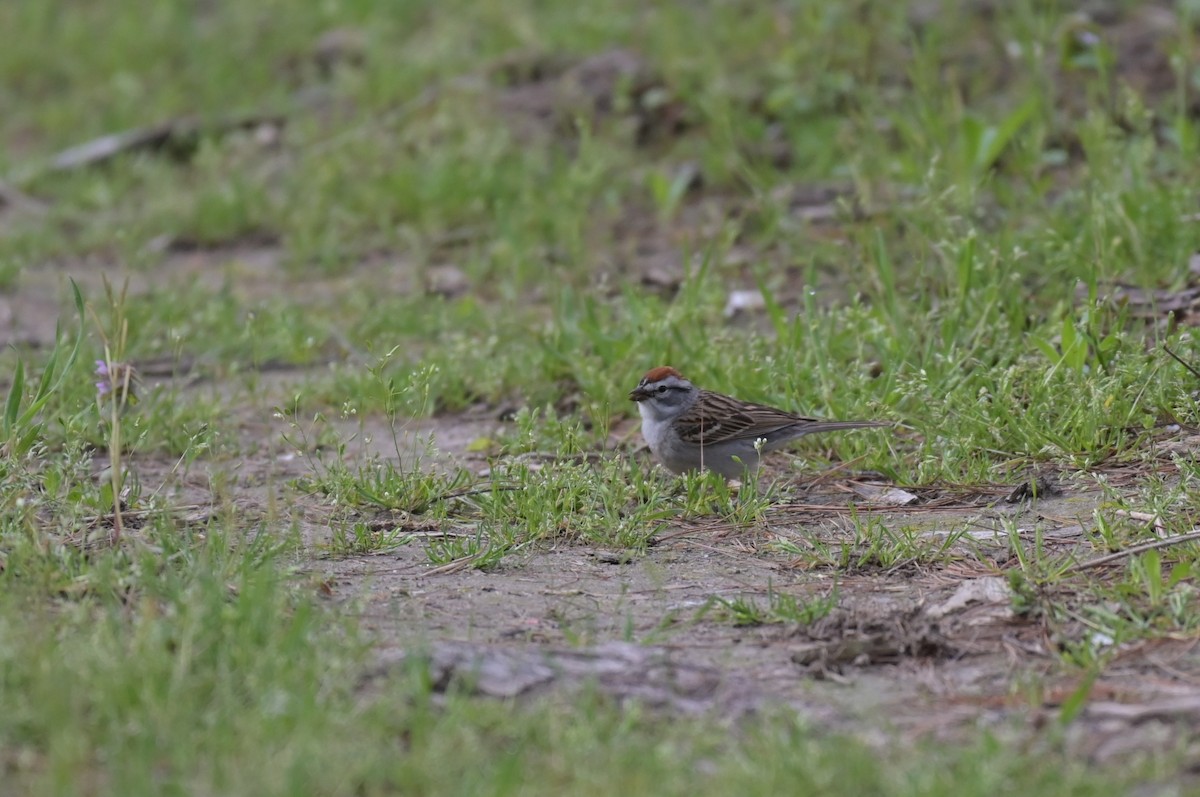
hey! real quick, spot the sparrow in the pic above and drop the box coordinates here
[629,366,886,479]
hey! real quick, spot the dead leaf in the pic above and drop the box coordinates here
[723,289,766,318]
[426,265,469,298]
[926,577,1011,619]
[850,482,919,506]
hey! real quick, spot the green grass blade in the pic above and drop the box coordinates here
[4,358,24,434]
[15,278,87,428]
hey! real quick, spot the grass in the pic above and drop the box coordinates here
[4,0,1200,793]
[699,583,839,627]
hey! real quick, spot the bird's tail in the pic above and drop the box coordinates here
[758,419,890,450]
[795,420,891,434]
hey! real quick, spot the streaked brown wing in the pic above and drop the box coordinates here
[675,392,803,445]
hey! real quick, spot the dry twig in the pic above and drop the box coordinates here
[1064,529,1200,574]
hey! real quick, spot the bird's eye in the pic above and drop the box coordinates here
[657,385,667,394]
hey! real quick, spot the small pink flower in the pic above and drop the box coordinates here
[94,360,111,396]
[95,359,138,405]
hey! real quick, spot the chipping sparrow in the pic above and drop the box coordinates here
[629,366,886,479]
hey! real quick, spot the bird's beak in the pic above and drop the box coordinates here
[628,386,649,402]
